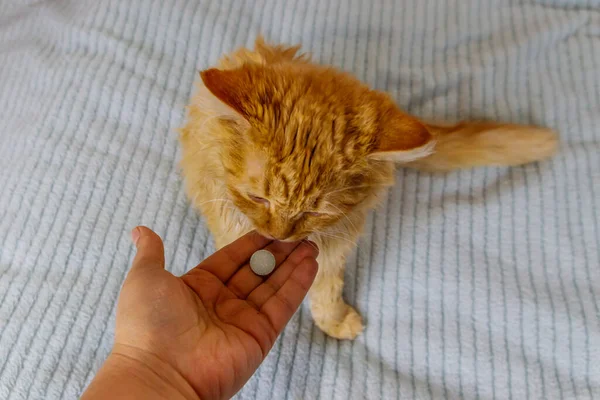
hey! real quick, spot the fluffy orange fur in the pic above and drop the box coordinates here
[179,37,558,339]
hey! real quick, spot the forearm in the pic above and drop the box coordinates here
[81,345,199,400]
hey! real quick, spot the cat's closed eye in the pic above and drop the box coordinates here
[248,194,270,206]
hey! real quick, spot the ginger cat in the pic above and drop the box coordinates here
[179,38,557,339]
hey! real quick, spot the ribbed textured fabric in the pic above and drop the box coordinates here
[0,1,599,399]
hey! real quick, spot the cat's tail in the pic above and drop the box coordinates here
[402,121,558,172]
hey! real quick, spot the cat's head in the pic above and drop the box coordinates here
[199,63,433,241]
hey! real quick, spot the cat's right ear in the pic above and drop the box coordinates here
[369,109,435,163]
[199,68,252,121]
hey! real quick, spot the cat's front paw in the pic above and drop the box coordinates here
[313,305,364,340]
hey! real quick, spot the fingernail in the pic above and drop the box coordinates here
[131,227,140,246]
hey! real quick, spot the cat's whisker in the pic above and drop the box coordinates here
[318,223,354,237]
[322,183,389,197]
[319,234,357,246]
[198,114,225,133]
[197,198,233,207]
[186,146,208,159]
[322,228,354,238]
[311,230,357,246]
[302,238,320,253]
[323,201,359,233]
[187,113,232,150]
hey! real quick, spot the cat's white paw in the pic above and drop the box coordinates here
[314,305,364,340]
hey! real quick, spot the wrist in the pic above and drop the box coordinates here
[82,344,199,400]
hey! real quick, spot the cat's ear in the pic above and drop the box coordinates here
[369,110,435,162]
[199,68,253,120]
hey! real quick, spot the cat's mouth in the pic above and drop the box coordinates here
[257,232,297,242]
[254,229,307,243]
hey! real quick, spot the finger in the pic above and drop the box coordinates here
[225,240,302,299]
[260,257,318,333]
[130,226,165,272]
[246,241,318,308]
[187,231,271,282]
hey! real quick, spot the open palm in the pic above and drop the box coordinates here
[114,227,318,400]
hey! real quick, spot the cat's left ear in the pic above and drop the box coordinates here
[369,110,435,162]
[199,68,254,120]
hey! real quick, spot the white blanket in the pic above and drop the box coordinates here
[0,0,599,399]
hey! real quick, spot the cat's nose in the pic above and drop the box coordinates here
[265,223,294,241]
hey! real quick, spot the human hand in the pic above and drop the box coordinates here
[82,227,318,400]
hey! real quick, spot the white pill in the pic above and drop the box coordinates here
[250,249,276,276]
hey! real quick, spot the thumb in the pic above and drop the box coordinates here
[130,226,165,272]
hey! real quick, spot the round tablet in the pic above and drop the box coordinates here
[250,249,276,276]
